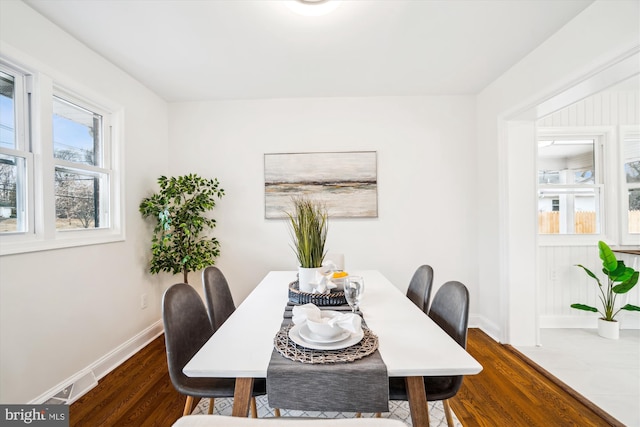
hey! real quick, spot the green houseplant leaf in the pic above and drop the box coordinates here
[571,241,640,322]
[598,240,618,273]
[612,271,638,294]
[139,174,225,283]
[570,303,598,312]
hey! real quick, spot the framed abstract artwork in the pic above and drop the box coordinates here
[264,151,378,219]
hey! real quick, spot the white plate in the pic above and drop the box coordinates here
[298,323,351,344]
[289,324,364,350]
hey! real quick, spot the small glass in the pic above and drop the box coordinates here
[344,275,364,313]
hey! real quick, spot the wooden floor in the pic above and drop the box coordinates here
[69,328,622,426]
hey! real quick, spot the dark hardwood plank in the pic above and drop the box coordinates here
[70,336,184,427]
[70,329,621,426]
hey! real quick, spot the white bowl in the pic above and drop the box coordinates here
[305,311,342,339]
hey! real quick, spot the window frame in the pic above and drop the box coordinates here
[0,55,124,256]
[0,61,33,238]
[619,125,640,245]
[52,88,113,233]
[536,126,617,247]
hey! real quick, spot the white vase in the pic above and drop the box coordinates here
[298,267,322,293]
[597,318,619,339]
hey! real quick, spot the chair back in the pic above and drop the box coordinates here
[428,280,469,349]
[425,280,470,400]
[202,266,236,331]
[406,265,434,312]
[162,283,214,390]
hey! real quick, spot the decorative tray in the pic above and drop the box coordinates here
[288,280,347,306]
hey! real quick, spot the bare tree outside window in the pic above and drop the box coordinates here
[52,96,107,230]
[55,169,97,229]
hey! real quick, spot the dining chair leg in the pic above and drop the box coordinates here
[250,397,258,418]
[375,412,381,418]
[207,398,215,415]
[274,408,281,417]
[355,412,362,418]
[442,399,454,427]
[183,396,195,416]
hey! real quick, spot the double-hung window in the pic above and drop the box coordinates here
[537,132,604,236]
[0,56,122,255]
[0,64,31,235]
[53,93,111,231]
[537,125,640,245]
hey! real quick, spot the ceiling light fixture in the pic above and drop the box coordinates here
[285,0,341,17]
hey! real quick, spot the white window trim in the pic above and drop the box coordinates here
[537,126,618,247]
[0,55,125,256]
[0,60,34,243]
[619,125,640,245]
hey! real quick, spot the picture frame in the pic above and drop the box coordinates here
[264,151,378,219]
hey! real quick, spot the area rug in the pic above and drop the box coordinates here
[193,395,463,426]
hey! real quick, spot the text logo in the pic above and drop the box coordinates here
[1,405,68,426]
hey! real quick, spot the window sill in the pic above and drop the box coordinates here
[0,231,125,255]
[538,234,605,247]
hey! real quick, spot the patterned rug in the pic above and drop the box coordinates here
[193,395,462,426]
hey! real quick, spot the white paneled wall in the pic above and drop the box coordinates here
[537,87,640,329]
[538,246,640,329]
[538,89,639,127]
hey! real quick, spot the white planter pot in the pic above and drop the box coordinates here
[298,267,322,293]
[597,318,619,340]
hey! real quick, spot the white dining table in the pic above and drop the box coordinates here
[183,270,482,427]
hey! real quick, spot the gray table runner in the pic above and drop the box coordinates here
[267,303,389,413]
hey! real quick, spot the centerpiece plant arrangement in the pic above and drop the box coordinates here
[286,196,328,293]
[139,174,224,284]
[571,240,639,339]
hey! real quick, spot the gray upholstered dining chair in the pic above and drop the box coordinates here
[162,283,266,417]
[202,266,237,331]
[405,264,434,313]
[201,267,281,417]
[387,280,469,427]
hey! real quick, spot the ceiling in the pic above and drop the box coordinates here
[23,0,595,102]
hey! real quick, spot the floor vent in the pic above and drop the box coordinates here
[43,371,98,405]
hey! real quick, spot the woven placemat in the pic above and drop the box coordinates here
[274,324,378,364]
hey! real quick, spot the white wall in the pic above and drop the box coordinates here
[476,0,640,345]
[0,1,170,403]
[168,96,478,310]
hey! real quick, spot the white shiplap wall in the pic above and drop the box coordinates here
[538,90,639,127]
[537,88,640,329]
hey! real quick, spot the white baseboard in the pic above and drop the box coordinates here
[30,320,164,405]
[470,314,502,343]
[92,320,164,381]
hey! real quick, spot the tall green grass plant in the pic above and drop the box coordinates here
[286,196,328,268]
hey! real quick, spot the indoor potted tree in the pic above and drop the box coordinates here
[286,196,328,293]
[571,240,640,339]
[139,174,224,284]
